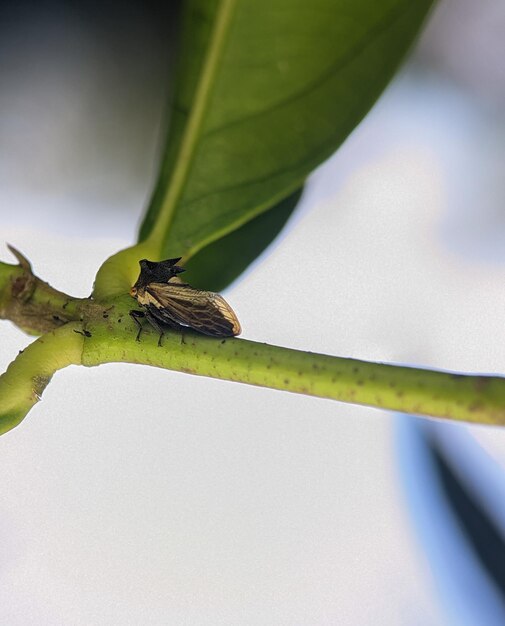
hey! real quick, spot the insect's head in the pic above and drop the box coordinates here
[130,257,186,296]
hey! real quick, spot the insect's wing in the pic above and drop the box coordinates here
[146,283,241,337]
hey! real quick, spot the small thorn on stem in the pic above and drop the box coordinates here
[7,244,32,271]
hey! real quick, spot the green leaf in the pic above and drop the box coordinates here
[183,186,303,290]
[94,0,434,298]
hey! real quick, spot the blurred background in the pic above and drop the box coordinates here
[1,1,505,624]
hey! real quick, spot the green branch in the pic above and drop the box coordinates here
[0,323,84,435]
[0,247,99,333]
[82,317,505,426]
[1,250,505,436]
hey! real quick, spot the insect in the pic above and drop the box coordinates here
[129,257,241,346]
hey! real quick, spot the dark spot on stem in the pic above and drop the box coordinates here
[74,329,92,337]
[469,402,483,413]
[474,377,489,393]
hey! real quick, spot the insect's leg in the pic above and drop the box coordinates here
[73,329,92,338]
[144,309,166,347]
[129,310,146,342]
[163,318,186,344]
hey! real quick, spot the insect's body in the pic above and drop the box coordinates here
[129,258,241,345]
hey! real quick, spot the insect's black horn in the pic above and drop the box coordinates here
[173,265,186,274]
[139,259,157,270]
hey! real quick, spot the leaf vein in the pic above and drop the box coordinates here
[204,0,415,137]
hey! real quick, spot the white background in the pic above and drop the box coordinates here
[1,1,505,624]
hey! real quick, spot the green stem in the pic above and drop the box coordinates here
[0,323,84,435]
[0,252,87,334]
[81,318,505,426]
[1,254,505,434]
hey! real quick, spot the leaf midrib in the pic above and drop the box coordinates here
[147,0,237,250]
[154,0,415,262]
